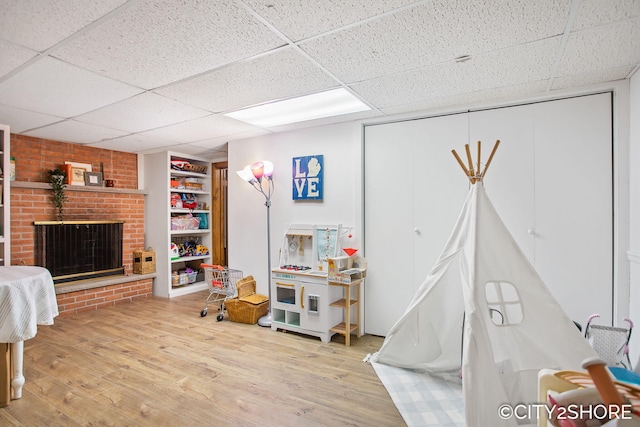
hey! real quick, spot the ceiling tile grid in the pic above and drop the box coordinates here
[0,56,144,117]
[558,17,640,76]
[0,0,637,154]
[0,40,38,78]
[51,0,286,89]
[184,128,272,150]
[155,47,340,113]
[75,92,211,133]
[0,104,63,134]
[23,119,129,144]
[242,0,418,41]
[379,80,550,116]
[87,132,176,152]
[0,0,129,51]
[140,114,262,143]
[350,37,560,110]
[298,0,570,84]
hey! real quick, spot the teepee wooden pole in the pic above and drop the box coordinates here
[452,149,470,179]
[481,139,501,178]
[464,144,475,183]
[477,141,481,178]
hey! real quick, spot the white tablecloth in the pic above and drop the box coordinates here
[0,266,59,343]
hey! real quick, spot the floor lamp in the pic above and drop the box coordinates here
[236,160,274,327]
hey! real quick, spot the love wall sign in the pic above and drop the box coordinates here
[292,154,323,201]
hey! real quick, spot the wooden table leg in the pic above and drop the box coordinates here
[356,282,362,338]
[345,285,351,346]
[10,341,24,400]
[1,343,9,407]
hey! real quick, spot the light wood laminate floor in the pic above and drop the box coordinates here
[0,290,404,426]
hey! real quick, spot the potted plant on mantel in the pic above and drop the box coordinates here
[48,168,67,221]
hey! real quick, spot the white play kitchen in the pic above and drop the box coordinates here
[270,224,366,345]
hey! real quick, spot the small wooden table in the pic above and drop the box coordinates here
[0,266,58,406]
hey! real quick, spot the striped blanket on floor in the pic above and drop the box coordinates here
[370,360,465,426]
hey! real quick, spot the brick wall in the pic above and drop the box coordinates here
[11,134,138,188]
[56,281,152,315]
[9,134,153,316]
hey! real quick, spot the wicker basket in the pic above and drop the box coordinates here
[225,276,269,324]
[133,248,156,274]
[183,163,208,174]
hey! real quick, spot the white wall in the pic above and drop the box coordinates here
[227,82,632,342]
[628,70,640,364]
[227,121,363,296]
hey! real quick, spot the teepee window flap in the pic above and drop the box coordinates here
[485,281,523,326]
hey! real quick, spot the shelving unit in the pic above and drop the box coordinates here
[144,151,212,298]
[0,124,10,267]
[329,277,363,346]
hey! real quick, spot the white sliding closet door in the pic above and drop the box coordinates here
[469,103,536,262]
[532,94,613,325]
[364,114,468,337]
[470,94,612,325]
[364,121,414,337]
[364,93,613,336]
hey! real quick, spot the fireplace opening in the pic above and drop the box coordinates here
[34,221,125,285]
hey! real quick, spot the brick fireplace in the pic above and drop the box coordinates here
[9,134,153,316]
[35,221,125,283]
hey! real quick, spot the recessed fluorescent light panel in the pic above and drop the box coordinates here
[224,88,370,127]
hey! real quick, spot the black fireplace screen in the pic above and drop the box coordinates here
[35,221,125,284]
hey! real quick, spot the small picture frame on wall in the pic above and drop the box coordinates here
[70,167,86,186]
[65,161,92,186]
[84,171,103,187]
[64,161,92,172]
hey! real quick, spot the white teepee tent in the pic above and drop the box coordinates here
[370,141,597,426]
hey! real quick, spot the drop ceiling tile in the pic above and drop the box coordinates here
[0,104,63,133]
[24,120,129,144]
[0,0,127,50]
[551,65,635,90]
[76,92,211,133]
[188,129,272,147]
[166,143,228,158]
[242,0,416,41]
[379,80,549,116]
[198,148,230,159]
[141,114,262,143]
[0,56,144,117]
[558,18,640,76]
[53,0,285,89]
[0,1,637,155]
[87,133,175,153]
[351,37,560,110]
[0,40,38,78]
[573,0,640,31]
[163,144,212,156]
[155,47,338,113]
[267,108,382,133]
[300,0,570,83]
